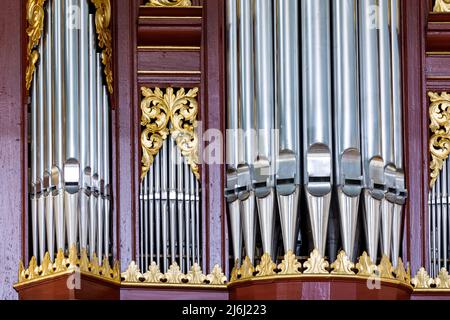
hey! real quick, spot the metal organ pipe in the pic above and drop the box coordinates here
[359,0,385,261]
[28,0,112,264]
[332,0,362,262]
[225,0,242,266]
[276,0,301,256]
[254,0,276,259]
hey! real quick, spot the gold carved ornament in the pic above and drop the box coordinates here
[277,251,301,275]
[303,249,329,274]
[145,0,192,7]
[91,0,114,94]
[25,0,46,92]
[429,92,450,187]
[434,0,450,12]
[140,87,200,180]
[255,253,277,277]
[330,251,355,275]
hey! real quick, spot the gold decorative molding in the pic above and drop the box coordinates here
[140,87,200,180]
[331,251,355,275]
[230,260,240,282]
[411,267,435,289]
[277,251,301,275]
[303,249,329,274]
[16,245,120,287]
[25,0,46,92]
[394,258,409,283]
[121,261,227,286]
[145,0,192,7]
[429,92,450,187]
[435,268,450,289]
[355,252,377,277]
[434,0,450,12]
[91,0,114,94]
[239,256,255,280]
[378,255,395,279]
[255,253,277,277]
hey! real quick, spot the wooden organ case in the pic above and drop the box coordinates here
[4,0,450,300]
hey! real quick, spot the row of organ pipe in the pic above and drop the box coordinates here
[30,0,112,263]
[139,138,201,273]
[225,0,407,267]
[429,161,450,277]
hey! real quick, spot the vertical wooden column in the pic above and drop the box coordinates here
[113,0,139,270]
[0,0,25,300]
[201,0,227,273]
[401,0,429,274]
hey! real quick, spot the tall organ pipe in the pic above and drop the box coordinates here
[276,0,301,255]
[103,88,110,259]
[332,0,362,262]
[390,0,408,267]
[52,0,65,253]
[379,0,396,259]
[88,14,98,259]
[37,37,46,262]
[225,0,242,266]
[64,0,80,250]
[359,0,385,261]
[44,2,55,260]
[31,71,38,259]
[302,0,333,256]
[79,0,90,251]
[96,58,104,262]
[238,0,256,264]
[254,0,276,259]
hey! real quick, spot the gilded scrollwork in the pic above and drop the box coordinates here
[140,87,200,180]
[277,251,301,275]
[303,249,329,274]
[355,252,377,277]
[145,0,192,7]
[91,0,114,94]
[25,0,46,92]
[411,267,434,289]
[434,0,450,12]
[255,253,277,277]
[429,92,450,187]
[330,251,355,275]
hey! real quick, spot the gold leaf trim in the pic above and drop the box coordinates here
[434,0,450,12]
[140,87,200,180]
[378,255,395,279]
[429,92,450,187]
[206,265,227,285]
[303,249,329,274]
[145,0,192,7]
[394,258,408,283]
[16,248,120,285]
[121,261,143,282]
[239,256,255,280]
[143,262,164,283]
[355,252,377,277]
[435,268,450,289]
[330,250,355,275]
[164,262,186,284]
[277,251,301,275]
[411,267,434,289]
[91,0,114,94]
[25,0,46,92]
[186,263,206,284]
[255,253,277,277]
[230,260,240,282]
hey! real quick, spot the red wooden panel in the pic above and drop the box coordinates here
[137,48,201,72]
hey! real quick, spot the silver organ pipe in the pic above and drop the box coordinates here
[391,0,407,268]
[225,0,242,266]
[276,0,301,256]
[225,0,408,269]
[302,0,333,256]
[28,0,113,263]
[332,0,362,262]
[238,0,257,265]
[379,0,396,260]
[161,139,169,271]
[359,0,384,261]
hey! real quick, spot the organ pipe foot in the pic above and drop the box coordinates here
[277,186,300,254]
[363,190,382,262]
[240,191,256,264]
[256,189,276,259]
[64,191,79,250]
[305,190,332,256]
[337,188,360,262]
[227,199,242,265]
[37,195,46,262]
[391,203,403,268]
[380,198,394,258]
[45,193,55,260]
[53,190,65,252]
